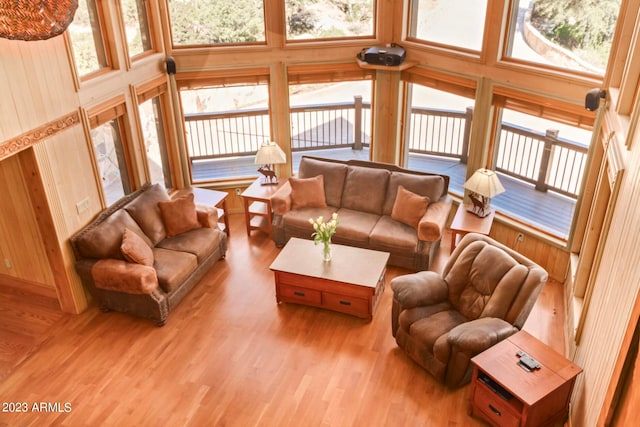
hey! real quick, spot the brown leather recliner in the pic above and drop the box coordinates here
[390,232,548,388]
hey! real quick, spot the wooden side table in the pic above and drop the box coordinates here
[449,203,495,253]
[175,187,229,236]
[240,178,285,236]
[468,331,582,427]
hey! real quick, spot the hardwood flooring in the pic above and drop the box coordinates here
[0,214,565,426]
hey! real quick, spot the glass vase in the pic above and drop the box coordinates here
[322,240,332,262]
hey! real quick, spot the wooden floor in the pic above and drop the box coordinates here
[0,214,565,427]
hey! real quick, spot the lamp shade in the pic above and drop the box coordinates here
[463,168,505,198]
[255,141,286,165]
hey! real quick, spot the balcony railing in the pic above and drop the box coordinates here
[184,99,588,199]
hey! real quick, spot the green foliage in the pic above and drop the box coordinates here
[287,0,317,35]
[531,0,620,51]
[169,0,265,45]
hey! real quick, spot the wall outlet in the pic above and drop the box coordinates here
[4,258,12,269]
[76,197,90,214]
[517,233,524,242]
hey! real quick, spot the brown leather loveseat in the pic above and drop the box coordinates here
[70,183,227,325]
[390,233,548,388]
[271,156,452,270]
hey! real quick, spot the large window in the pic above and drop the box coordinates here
[286,0,374,40]
[68,0,110,77]
[169,0,265,46]
[404,84,475,195]
[120,0,153,58]
[408,0,488,51]
[88,103,133,205]
[504,0,622,75]
[138,96,173,189]
[490,107,593,238]
[180,82,271,182]
[288,80,373,172]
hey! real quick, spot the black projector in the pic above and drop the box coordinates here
[363,45,406,66]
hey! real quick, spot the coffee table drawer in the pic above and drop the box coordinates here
[278,284,321,304]
[323,292,369,317]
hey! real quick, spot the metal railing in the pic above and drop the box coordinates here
[495,124,588,198]
[183,99,589,199]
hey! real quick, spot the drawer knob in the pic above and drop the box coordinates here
[488,404,501,416]
[339,300,351,306]
[294,291,305,297]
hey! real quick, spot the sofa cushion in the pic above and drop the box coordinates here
[75,210,151,260]
[157,193,202,237]
[370,215,419,252]
[391,185,429,229]
[92,259,159,295]
[290,175,327,209]
[341,165,390,214]
[121,228,154,266]
[383,172,445,215]
[283,206,338,237]
[152,248,198,293]
[333,208,379,246]
[156,227,223,263]
[299,157,348,207]
[124,183,170,245]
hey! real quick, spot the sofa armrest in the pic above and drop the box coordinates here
[196,205,219,228]
[447,317,518,355]
[271,180,292,216]
[390,271,448,308]
[91,259,159,295]
[418,197,452,242]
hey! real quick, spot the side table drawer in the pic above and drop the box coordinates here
[278,284,321,304]
[473,384,521,427]
[323,292,369,317]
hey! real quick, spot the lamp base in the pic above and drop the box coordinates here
[260,177,279,186]
[467,205,493,218]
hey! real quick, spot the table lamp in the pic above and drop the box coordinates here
[255,141,286,185]
[463,168,505,217]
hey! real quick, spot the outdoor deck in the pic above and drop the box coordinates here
[192,148,575,238]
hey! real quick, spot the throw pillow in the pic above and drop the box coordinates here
[121,228,154,266]
[391,185,429,229]
[290,175,328,209]
[157,193,202,237]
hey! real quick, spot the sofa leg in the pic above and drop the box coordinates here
[99,306,111,313]
[155,318,168,327]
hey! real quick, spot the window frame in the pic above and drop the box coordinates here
[117,0,156,66]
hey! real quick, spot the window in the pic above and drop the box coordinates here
[168,0,265,46]
[179,82,271,182]
[67,0,110,77]
[286,0,374,40]
[138,96,173,188]
[404,83,475,195]
[88,102,133,205]
[490,106,593,238]
[120,0,153,58]
[504,0,622,75]
[408,0,488,52]
[288,80,373,172]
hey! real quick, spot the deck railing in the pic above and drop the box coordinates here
[183,99,589,199]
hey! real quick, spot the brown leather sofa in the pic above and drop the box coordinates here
[70,183,227,325]
[390,233,548,388]
[271,156,452,271]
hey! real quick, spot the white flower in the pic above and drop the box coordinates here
[308,218,314,225]
[332,212,338,220]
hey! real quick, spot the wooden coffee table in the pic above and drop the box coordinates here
[269,238,390,320]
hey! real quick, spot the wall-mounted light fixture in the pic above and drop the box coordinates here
[585,89,607,111]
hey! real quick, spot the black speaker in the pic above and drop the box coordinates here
[585,88,606,111]
[165,57,176,75]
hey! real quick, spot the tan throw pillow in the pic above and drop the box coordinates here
[121,228,154,266]
[391,185,429,229]
[290,175,328,209]
[157,193,202,237]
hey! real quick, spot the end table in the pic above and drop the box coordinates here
[449,203,495,253]
[240,178,286,236]
[468,330,582,427]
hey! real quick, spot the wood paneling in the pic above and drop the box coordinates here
[0,155,55,288]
